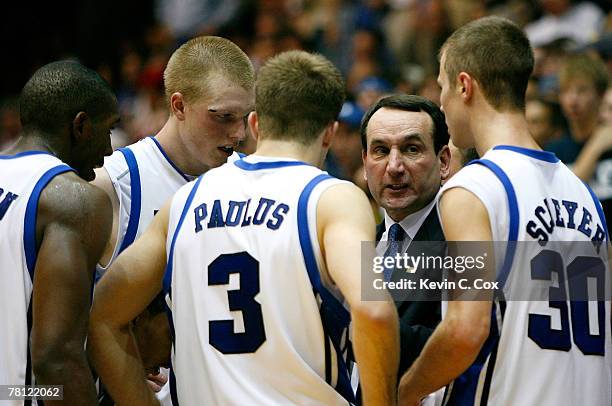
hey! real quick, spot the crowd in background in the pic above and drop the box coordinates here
[2,0,612,219]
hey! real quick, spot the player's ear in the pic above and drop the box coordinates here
[248,111,260,141]
[438,144,451,182]
[322,121,338,149]
[458,72,473,102]
[71,111,92,143]
[170,93,186,120]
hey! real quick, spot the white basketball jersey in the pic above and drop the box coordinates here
[97,137,194,274]
[163,156,355,405]
[0,151,73,405]
[438,146,611,406]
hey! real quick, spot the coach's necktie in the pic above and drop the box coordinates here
[383,223,406,282]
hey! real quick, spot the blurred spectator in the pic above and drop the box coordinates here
[291,0,358,74]
[346,29,388,92]
[599,85,612,125]
[526,98,566,147]
[444,0,487,31]
[532,39,573,99]
[155,0,241,42]
[552,52,611,226]
[0,99,21,150]
[548,52,608,163]
[328,101,364,180]
[525,0,605,48]
[124,54,168,141]
[418,75,442,106]
[355,76,393,112]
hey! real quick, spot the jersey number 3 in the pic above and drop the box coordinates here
[208,252,266,354]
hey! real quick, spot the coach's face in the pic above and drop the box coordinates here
[363,108,450,222]
[178,74,254,173]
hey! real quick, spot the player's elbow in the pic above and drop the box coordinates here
[32,342,84,383]
[351,300,398,331]
[445,313,489,355]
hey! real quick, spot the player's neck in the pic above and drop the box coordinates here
[470,109,540,156]
[253,138,325,167]
[3,131,69,160]
[154,118,199,176]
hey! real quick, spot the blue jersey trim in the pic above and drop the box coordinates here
[236,152,246,158]
[297,174,355,404]
[470,159,519,288]
[22,163,72,398]
[234,158,310,171]
[0,151,56,159]
[23,164,74,281]
[493,145,559,163]
[169,365,180,406]
[117,148,142,254]
[446,308,501,406]
[149,136,191,182]
[163,176,204,294]
[582,181,609,242]
[25,301,33,392]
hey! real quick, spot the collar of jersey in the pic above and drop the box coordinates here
[148,136,193,181]
[233,156,311,171]
[493,145,559,163]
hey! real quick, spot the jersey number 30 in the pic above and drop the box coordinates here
[528,250,606,356]
[208,252,266,354]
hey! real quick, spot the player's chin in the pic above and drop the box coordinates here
[210,151,231,167]
[77,167,96,182]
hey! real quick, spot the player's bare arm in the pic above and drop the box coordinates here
[31,173,112,405]
[398,187,492,406]
[91,167,120,267]
[318,182,400,406]
[88,202,170,406]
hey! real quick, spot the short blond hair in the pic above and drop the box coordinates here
[163,36,254,103]
[256,51,345,144]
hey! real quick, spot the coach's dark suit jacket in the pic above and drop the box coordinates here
[376,208,444,379]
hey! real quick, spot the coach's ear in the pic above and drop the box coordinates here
[248,111,260,141]
[71,111,92,143]
[170,92,186,120]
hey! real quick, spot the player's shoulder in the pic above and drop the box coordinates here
[39,171,112,225]
[442,159,501,193]
[103,137,153,166]
[320,180,363,198]
[318,181,371,217]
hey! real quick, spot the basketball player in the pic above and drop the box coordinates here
[90,36,254,401]
[89,50,399,405]
[92,35,254,277]
[398,17,611,405]
[0,61,118,404]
